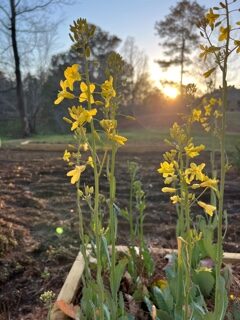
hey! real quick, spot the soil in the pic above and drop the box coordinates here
[0,147,240,319]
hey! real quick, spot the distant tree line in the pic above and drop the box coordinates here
[0,21,167,137]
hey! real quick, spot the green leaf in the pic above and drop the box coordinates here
[120,208,129,220]
[103,304,111,320]
[203,68,216,78]
[113,258,128,294]
[142,243,154,277]
[233,301,240,319]
[143,296,153,313]
[193,271,215,297]
[156,309,172,320]
[85,47,91,58]
[101,235,111,268]
[215,21,222,27]
[202,312,216,320]
[151,286,169,312]
[214,276,228,320]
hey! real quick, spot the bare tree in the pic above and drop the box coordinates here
[155,0,205,95]
[0,0,72,136]
[121,37,151,106]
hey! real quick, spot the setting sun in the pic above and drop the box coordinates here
[163,86,179,99]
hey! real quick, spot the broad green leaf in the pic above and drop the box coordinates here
[143,296,153,313]
[151,286,169,311]
[113,258,128,294]
[193,271,215,298]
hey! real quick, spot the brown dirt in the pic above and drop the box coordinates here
[0,148,240,319]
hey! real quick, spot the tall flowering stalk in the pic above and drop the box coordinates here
[199,1,240,316]
[54,19,128,319]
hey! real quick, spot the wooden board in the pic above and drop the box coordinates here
[50,252,85,320]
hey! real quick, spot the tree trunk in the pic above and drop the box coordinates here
[10,0,30,137]
[180,38,185,97]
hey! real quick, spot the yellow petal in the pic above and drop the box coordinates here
[80,82,87,92]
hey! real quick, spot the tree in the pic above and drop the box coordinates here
[155,0,205,94]
[38,25,124,132]
[121,37,152,109]
[0,0,72,136]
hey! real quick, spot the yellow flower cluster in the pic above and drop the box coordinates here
[158,122,218,216]
[100,119,127,146]
[54,64,80,104]
[101,76,116,108]
[55,57,125,184]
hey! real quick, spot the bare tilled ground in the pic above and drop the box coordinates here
[0,148,240,319]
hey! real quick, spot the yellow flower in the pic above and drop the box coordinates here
[87,156,94,168]
[79,82,95,104]
[108,134,127,145]
[67,165,86,184]
[213,110,222,118]
[185,163,205,184]
[162,187,176,193]
[80,143,89,151]
[197,201,216,216]
[230,294,235,301]
[101,76,116,107]
[68,105,97,130]
[195,266,212,273]
[204,104,212,116]
[234,40,240,53]
[164,175,177,184]
[100,119,117,133]
[163,149,177,162]
[54,80,75,104]
[170,122,187,145]
[192,109,202,122]
[218,26,230,42]
[157,161,175,178]
[192,184,201,189]
[206,8,219,28]
[64,64,81,91]
[184,143,205,158]
[153,279,168,289]
[63,150,71,162]
[170,195,181,204]
[200,177,218,189]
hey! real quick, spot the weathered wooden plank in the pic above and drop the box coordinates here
[50,252,85,320]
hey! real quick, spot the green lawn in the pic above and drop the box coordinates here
[1,129,239,153]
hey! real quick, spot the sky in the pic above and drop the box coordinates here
[55,0,232,92]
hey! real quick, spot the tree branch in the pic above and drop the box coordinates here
[0,5,11,19]
[16,0,55,15]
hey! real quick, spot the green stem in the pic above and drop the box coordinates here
[109,145,117,308]
[214,0,229,315]
[76,134,90,280]
[210,125,217,207]
[84,53,105,320]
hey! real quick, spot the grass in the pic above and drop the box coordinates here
[1,128,239,153]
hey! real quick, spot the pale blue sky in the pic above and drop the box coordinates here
[55,1,224,88]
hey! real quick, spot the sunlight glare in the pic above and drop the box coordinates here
[163,86,179,99]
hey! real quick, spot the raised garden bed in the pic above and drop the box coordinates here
[51,247,240,320]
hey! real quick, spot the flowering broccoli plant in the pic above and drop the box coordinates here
[54,18,130,319]
[154,1,240,319]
